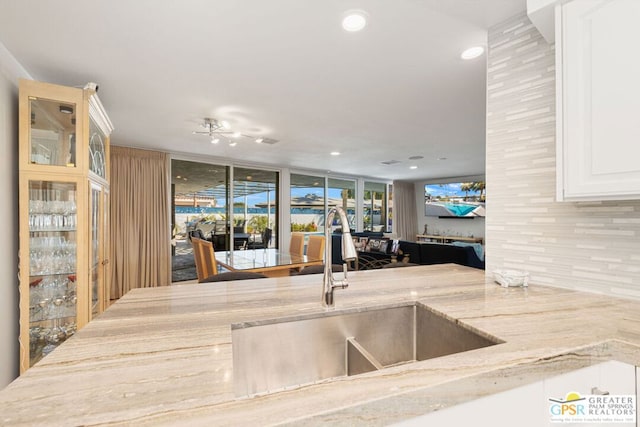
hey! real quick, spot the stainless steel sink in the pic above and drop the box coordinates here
[231,302,503,396]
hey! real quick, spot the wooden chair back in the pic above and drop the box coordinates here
[306,235,325,261]
[289,232,305,257]
[191,237,218,282]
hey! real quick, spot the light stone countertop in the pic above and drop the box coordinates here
[1,264,639,426]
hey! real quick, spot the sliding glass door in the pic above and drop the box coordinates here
[290,173,325,233]
[233,167,279,249]
[171,160,229,282]
[364,181,388,232]
[328,178,356,232]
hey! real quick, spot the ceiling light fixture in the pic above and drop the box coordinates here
[461,46,484,60]
[193,117,279,148]
[330,151,340,156]
[342,10,368,32]
[410,165,418,170]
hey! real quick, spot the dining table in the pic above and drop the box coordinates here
[214,248,323,277]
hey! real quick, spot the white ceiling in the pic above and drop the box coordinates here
[0,0,526,181]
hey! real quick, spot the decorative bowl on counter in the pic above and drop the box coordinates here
[493,269,529,288]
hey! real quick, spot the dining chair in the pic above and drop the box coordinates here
[192,237,268,283]
[191,237,218,282]
[306,235,325,261]
[289,232,305,257]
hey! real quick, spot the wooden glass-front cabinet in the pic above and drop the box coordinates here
[18,79,113,372]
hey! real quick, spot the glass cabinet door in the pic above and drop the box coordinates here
[27,180,78,367]
[89,183,104,317]
[28,97,77,167]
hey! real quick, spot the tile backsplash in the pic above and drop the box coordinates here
[486,13,640,299]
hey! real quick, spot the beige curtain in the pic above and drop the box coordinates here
[392,180,418,241]
[110,146,171,299]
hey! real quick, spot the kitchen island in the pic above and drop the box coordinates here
[1,264,639,426]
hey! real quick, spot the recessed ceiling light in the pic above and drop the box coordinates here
[461,46,484,60]
[229,141,237,147]
[342,10,368,32]
[255,138,264,143]
[410,165,418,170]
[330,151,340,156]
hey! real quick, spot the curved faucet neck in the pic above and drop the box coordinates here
[322,206,356,308]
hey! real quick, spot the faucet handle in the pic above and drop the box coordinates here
[342,262,349,281]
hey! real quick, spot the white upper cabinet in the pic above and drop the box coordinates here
[529,0,640,201]
[555,0,640,201]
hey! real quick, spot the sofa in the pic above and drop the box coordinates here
[331,232,485,270]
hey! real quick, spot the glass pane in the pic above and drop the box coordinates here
[29,98,76,167]
[90,186,101,317]
[364,181,388,232]
[234,167,279,249]
[171,160,229,282]
[290,174,325,233]
[89,117,107,178]
[27,180,78,367]
[388,184,393,233]
[328,178,356,231]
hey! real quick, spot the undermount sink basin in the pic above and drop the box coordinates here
[231,302,503,397]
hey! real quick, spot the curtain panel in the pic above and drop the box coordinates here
[392,180,417,241]
[110,146,171,299]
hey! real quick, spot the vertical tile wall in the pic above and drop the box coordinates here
[486,13,640,299]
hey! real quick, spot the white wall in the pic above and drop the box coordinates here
[414,177,486,242]
[486,13,640,299]
[0,61,20,387]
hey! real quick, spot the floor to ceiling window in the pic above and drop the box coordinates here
[328,178,356,231]
[233,166,279,249]
[388,183,393,233]
[364,181,388,232]
[290,173,325,233]
[171,159,229,282]
[170,159,388,282]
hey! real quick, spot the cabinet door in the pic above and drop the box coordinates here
[19,79,86,173]
[393,360,636,426]
[558,0,640,200]
[19,178,85,371]
[89,182,110,318]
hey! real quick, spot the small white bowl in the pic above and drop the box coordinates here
[493,269,529,288]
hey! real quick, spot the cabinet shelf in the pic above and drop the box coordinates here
[29,227,77,232]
